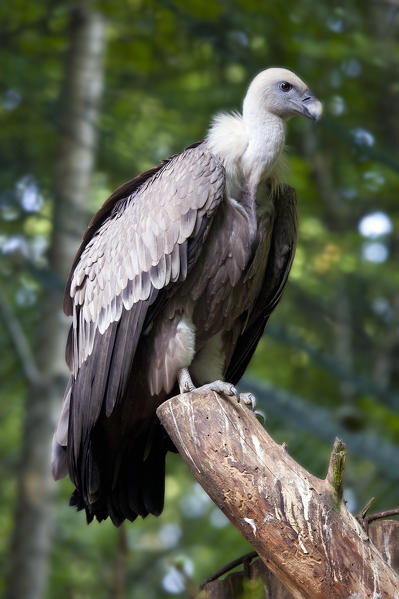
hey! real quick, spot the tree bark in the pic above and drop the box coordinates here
[198,521,399,598]
[5,5,105,599]
[157,391,399,599]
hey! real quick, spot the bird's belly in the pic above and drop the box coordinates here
[190,331,226,384]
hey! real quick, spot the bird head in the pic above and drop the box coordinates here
[243,67,323,123]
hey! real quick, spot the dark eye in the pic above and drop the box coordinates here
[280,81,292,92]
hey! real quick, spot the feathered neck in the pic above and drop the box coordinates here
[205,108,285,192]
[205,112,248,179]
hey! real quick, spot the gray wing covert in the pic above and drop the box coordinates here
[69,147,224,375]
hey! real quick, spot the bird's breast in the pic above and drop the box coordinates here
[188,191,274,343]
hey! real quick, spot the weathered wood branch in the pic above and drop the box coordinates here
[157,391,399,599]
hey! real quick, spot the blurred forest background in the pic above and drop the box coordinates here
[1,0,399,598]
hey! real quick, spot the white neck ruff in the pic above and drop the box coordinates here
[206,110,285,194]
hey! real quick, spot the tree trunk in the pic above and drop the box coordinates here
[157,391,399,599]
[5,5,105,599]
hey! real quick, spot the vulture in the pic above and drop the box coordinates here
[52,67,322,525]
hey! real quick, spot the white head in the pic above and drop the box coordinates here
[243,67,322,124]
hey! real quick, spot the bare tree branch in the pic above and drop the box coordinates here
[200,551,258,589]
[362,508,399,534]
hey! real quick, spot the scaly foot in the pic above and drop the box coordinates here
[177,368,239,401]
[177,368,258,407]
[195,380,240,402]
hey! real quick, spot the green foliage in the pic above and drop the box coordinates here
[1,1,399,597]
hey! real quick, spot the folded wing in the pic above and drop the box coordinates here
[53,147,225,518]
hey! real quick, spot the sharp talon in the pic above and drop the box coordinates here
[239,392,257,411]
[255,409,266,424]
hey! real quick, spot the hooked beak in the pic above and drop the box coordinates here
[301,91,323,121]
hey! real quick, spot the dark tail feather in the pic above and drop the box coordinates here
[69,422,169,526]
[142,432,166,516]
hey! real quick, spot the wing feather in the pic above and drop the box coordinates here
[70,148,223,370]
[60,146,225,495]
[226,184,297,384]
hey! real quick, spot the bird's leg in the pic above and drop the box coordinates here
[177,367,196,393]
[177,368,240,402]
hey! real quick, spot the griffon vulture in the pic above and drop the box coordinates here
[52,67,322,525]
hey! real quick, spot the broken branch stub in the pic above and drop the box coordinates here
[326,437,346,505]
[157,390,399,599]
